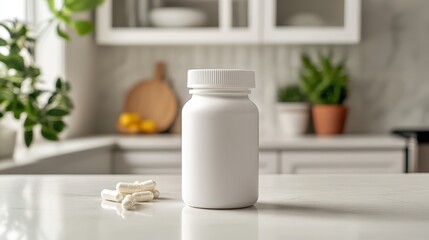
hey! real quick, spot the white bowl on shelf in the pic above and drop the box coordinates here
[149,7,207,28]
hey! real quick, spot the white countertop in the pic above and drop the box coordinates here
[0,137,115,171]
[1,174,428,240]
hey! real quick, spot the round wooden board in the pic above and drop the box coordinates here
[124,63,178,133]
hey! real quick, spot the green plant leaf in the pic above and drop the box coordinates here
[29,90,42,100]
[55,11,73,25]
[55,78,63,90]
[52,120,66,132]
[46,0,57,13]
[277,85,306,103]
[27,66,41,78]
[0,89,14,101]
[3,76,24,83]
[0,38,7,46]
[5,100,13,111]
[65,0,104,12]
[13,109,21,119]
[41,127,59,141]
[47,108,69,117]
[56,24,70,41]
[47,93,58,104]
[15,24,28,37]
[71,20,93,36]
[0,53,25,71]
[10,98,25,119]
[24,116,37,128]
[24,129,33,147]
[24,102,38,116]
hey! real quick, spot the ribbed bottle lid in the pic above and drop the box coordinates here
[188,69,255,89]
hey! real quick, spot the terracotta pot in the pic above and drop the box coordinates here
[312,105,347,135]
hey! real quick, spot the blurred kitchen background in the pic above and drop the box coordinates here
[1,0,428,174]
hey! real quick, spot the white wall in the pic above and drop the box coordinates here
[64,13,98,137]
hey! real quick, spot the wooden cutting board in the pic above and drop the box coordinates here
[124,62,178,133]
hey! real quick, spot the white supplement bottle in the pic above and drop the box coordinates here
[182,69,259,209]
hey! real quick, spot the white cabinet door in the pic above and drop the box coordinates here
[97,0,260,45]
[281,151,404,174]
[114,151,182,174]
[259,151,279,174]
[263,0,360,44]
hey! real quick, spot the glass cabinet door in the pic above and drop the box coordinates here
[275,0,344,28]
[264,0,360,44]
[97,0,260,44]
[111,0,220,28]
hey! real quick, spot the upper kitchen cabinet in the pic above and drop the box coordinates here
[96,0,360,45]
[96,0,260,44]
[263,0,361,44]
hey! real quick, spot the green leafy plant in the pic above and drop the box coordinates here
[277,85,306,103]
[0,0,104,147]
[48,0,105,40]
[0,20,73,147]
[299,53,348,105]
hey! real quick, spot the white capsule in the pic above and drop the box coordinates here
[138,180,157,191]
[117,180,156,194]
[132,191,154,202]
[101,189,124,202]
[116,182,140,194]
[134,181,159,198]
[122,195,136,210]
[152,189,160,199]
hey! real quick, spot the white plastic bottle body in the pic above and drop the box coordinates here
[182,93,259,209]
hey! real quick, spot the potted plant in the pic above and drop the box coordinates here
[0,0,104,159]
[276,85,309,136]
[300,53,348,135]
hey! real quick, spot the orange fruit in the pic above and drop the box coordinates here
[118,112,140,126]
[127,123,140,134]
[140,120,157,134]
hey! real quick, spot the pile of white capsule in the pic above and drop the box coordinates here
[101,180,160,211]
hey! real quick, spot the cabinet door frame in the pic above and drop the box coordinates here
[263,0,361,44]
[96,0,260,45]
[281,150,404,174]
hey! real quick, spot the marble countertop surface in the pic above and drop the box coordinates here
[0,137,115,171]
[1,174,428,240]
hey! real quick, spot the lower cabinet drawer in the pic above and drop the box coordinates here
[114,151,182,174]
[281,151,404,174]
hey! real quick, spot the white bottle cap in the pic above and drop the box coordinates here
[188,69,255,89]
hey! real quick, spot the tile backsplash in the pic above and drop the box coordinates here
[92,0,429,134]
